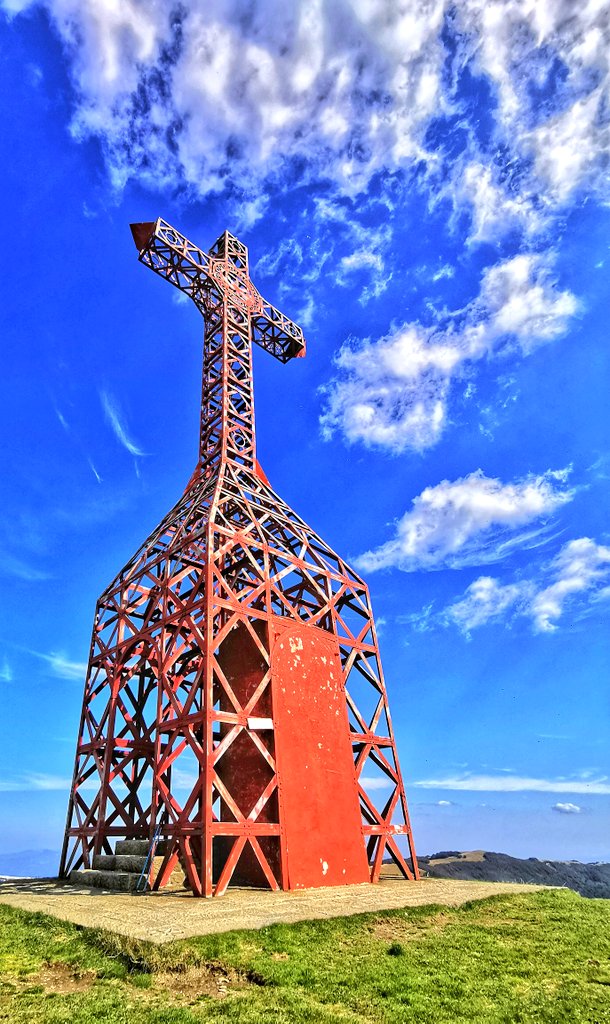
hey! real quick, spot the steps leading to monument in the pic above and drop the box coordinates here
[69,838,185,893]
[69,868,143,892]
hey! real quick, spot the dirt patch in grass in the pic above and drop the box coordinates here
[149,962,252,1002]
[5,961,97,996]
[371,909,452,942]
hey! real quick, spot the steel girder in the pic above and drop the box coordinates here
[59,221,419,896]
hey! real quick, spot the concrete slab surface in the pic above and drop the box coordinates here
[0,869,548,944]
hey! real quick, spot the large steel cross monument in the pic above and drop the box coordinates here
[60,220,419,896]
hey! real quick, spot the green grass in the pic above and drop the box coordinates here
[0,890,609,1022]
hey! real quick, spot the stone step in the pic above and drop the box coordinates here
[114,839,168,857]
[69,869,146,892]
[93,854,160,873]
[114,839,150,856]
[115,855,149,873]
[92,854,115,870]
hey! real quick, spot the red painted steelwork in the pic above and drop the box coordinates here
[59,219,419,896]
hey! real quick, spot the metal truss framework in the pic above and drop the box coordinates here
[60,219,419,896]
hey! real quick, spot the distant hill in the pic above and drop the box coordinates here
[417,850,610,899]
[0,849,59,878]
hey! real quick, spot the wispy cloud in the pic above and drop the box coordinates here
[335,248,390,304]
[100,389,145,457]
[87,457,102,484]
[0,772,72,792]
[357,468,573,574]
[413,774,610,795]
[0,552,50,582]
[54,406,70,432]
[360,776,393,791]
[27,649,87,681]
[0,658,12,683]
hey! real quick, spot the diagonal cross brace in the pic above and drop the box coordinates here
[130,219,305,363]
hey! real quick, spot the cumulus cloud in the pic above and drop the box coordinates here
[447,576,533,632]
[414,774,610,794]
[456,1,610,210]
[2,0,602,457]
[443,537,610,635]
[356,467,573,573]
[1,0,447,199]
[552,802,582,814]
[530,537,610,633]
[3,1,609,223]
[321,253,577,452]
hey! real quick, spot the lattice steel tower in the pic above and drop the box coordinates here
[60,220,418,896]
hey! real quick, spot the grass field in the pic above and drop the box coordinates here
[0,889,609,1023]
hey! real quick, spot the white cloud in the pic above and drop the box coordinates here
[360,775,394,791]
[54,406,70,432]
[1,1,447,200]
[322,253,577,452]
[414,773,610,794]
[0,658,12,683]
[256,238,305,281]
[447,161,541,244]
[552,802,582,815]
[334,222,393,304]
[455,1,610,213]
[356,467,573,573]
[444,537,610,635]
[530,537,610,633]
[470,255,578,356]
[447,576,533,632]
[431,264,455,283]
[3,1,608,225]
[87,457,102,484]
[0,772,72,792]
[0,553,50,581]
[100,389,145,457]
[27,649,88,681]
[526,83,610,209]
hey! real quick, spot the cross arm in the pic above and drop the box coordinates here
[130,219,306,362]
[130,219,214,315]
[251,299,305,363]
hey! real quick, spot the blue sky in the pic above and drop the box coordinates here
[0,1,608,867]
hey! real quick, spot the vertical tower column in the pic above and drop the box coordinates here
[199,232,258,476]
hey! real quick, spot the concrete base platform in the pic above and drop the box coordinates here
[0,870,548,944]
